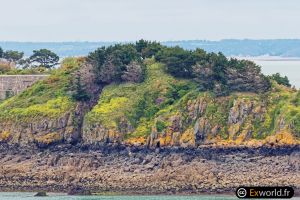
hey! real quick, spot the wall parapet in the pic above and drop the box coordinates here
[0,75,49,100]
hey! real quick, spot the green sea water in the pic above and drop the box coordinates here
[0,193,238,200]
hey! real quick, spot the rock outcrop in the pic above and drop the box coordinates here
[0,58,103,147]
[0,144,299,194]
[0,59,298,148]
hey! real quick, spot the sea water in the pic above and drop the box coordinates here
[253,59,300,88]
[0,192,237,200]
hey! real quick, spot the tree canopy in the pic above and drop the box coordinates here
[29,49,59,68]
[3,50,24,63]
[269,73,291,87]
[86,40,277,95]
[135,39,162,58]
[0,47,3,58]
[88,44,142,83]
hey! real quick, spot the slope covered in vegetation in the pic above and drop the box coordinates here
[0,58,83,145]
[83,59,299,147]
[0,40,298,147]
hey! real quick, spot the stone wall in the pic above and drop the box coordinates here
[0,75,49,100]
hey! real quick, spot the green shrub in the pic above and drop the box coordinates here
[269,73,291,87]
[156,120,167,132]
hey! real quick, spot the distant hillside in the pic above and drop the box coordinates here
[163,39,300,57]
[1,39,300,57]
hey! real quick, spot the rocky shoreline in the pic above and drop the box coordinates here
[0,144,299,195]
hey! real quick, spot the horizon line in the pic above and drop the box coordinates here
[1,38,300,43]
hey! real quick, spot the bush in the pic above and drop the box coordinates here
[136,39,163,58]
[88,41,270,96]
[156,46,194,78]
[156,120,167,132]
[88,44,141,84]
[71,73,90,101]
[0,61,13,73]
[0,47,3,58]
[269,73,291,87]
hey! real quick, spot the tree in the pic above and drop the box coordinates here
[29,49,59,69]
[156,46,194,78]
[72,73,90,101]
[121,61,144,83]
[88,44,141,84]
[0,47,3,58]
[18,58,31,69]
[135,39,149,54]
[3,50,24,64]
[269,73,291,87]
[135,40,164,59]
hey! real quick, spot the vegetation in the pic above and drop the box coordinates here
[0,61,12,74]
[0,47,3,58]
[0,46,59,74]
[87,41,271,96]
[85,58,299,144]
[0,41,298,146]
[269,73,291,87]
[88,44,142,84]
[71,72,90,101]
[85,59,197,139]
[3,50,24,64]
[0,57,80,121]
[155,46,269,95]
[29,49,59,69]
[135,39,163,58]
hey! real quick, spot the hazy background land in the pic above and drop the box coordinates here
[1,39,300,57]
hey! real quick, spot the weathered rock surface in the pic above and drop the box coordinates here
[0,61,103,147]
[0,144,299,195]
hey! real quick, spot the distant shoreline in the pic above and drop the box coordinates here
[233,56,300,61]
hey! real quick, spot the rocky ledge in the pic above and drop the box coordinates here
[0,144,299,195]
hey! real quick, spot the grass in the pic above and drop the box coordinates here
[0,57,80,122]
[84,58,197,139]
[0,56,298,145]
[85,60,300,143]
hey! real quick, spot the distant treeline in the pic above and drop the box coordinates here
[1,39,300,57]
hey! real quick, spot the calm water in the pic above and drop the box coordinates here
[0,193,237,200]
[252,59,300,88]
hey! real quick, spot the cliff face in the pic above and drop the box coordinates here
[82,59,299,147]
[0,58,299,148]
[0,58,101,147]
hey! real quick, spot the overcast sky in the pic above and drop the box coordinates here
[0,0,300,42]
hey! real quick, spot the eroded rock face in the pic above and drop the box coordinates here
[145,93,298,148]
[83,125,122,144]
[0,61,103,147]
[0,61,297,148]
[0,113,73,147]
[227,98,266,140]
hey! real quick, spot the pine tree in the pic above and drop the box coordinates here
[72,73,90,101]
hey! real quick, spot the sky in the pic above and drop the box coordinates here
[0,0,300,42]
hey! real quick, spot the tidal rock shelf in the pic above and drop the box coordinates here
[0,144,299,195]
